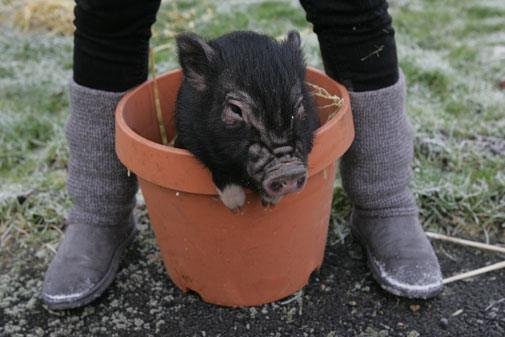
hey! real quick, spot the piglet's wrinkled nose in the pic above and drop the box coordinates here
[263,171,307,197]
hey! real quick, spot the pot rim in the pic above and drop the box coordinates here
[115,67,354,195]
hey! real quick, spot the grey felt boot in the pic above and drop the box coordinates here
[42,81,138,310]
[341,71,443,299]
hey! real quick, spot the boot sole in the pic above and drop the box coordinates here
[351,227,443,299]
[43,224,138,310]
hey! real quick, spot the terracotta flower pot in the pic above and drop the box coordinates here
[115,67,354,307]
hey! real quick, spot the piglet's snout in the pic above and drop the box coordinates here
[263,168,307,197]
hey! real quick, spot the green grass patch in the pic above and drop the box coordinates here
[466,5,505,19]
[250,1,308,28]
[403,63,451,95]
[448,45,479,63]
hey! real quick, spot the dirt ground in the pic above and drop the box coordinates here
[2,211,504,337]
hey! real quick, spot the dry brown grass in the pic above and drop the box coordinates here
[306,82,344,121]
[3,0,74,35]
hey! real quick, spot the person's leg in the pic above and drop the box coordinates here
[300,0,443,298]
[301,0,399,92]
[42,0,161,310]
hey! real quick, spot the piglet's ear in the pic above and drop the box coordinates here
[176,33,215,91]
[286,30,301,51]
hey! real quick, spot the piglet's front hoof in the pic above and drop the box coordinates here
[218,184,246,211]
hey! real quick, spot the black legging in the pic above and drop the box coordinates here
[73,0,161,92]
[73,0,398,92]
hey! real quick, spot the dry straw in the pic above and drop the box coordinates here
[426,231,505,283]
[8,0,74,35]
[149,47,170,146]
[305,82,344,121]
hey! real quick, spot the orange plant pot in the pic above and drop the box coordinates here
[115,67,354,307]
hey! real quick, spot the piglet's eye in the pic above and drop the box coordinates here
[229,103,242,116]
[222,101,244,126]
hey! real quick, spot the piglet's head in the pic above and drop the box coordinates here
[176,31,319,203]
